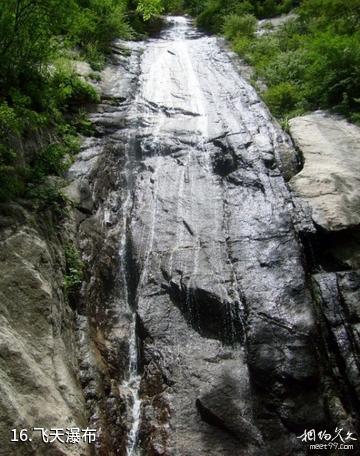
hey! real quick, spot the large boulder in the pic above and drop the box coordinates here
[289,111,360,232]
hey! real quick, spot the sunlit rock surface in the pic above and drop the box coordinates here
[290,112,360,232]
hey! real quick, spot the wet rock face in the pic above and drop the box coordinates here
[123,17,323,456]
[67,16,360,456]
[70,16,351,456]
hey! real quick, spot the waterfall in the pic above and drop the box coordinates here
[124,318,141,456]
[117,130,142,455]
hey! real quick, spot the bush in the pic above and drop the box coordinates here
[64,243,84,301]
[197,0,224,32]
[26,181,69,219]
[51,67,100,110]
[302,31,360,110]
[0,103,25,201]
[260,49,307,86]
[193,0,298,31]
[232,36,254,59]
[83,44,106,71]
[0,0,148,205]
[223,14,256,40]
[256,0,278,18]
[0,59,96,202]
[217,0,360,122]
[0,103,22,135]
[263,82,303,117]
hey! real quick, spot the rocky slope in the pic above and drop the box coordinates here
[0,204,88,455]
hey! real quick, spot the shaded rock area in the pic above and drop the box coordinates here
[1,16,360,456]
[288,112,360,454]
[0,205,88,455]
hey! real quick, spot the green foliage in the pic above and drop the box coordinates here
[51,66,100,109]
[194,0,298,33]
[199,0,360,122]
[299,0,360,34]
[70,0,133,53]
[0,152,26,202]
[163,0,184,13]
[0,102,22,135]
[0,63,93,202]
[89,71,102,82]
[232,36,253,58]
[197,0,224,32]
[223,14,256,39]
[0,0,70,89]
[0,102,25,201]
[301,32,360,111]
[263,82,302,117]
[0,0,166,205]
[64,242,84,298]
[73,109,97,135]
[183,0,208,16]
[27,181,70,219]
[136,0,164,21]
[83,44,106,71]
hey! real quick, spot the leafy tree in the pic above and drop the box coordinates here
[0,0,135,202]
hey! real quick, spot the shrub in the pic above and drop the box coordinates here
[232,34,280,68]
[197,0,224,32]
[263,82,303,117]
[64,243,84,302]
[136,0,164,21]
[163,0,185,13]
[302,31,360,110]
[260,49,307,86]
[0,157,26,203]
[232,36,253,59]
[83,44,106,71]
[30,143,72,181]
[26,181,69,219]
[0,0,141,206]
[51,67,100,110]
[70,0,133,53]
[223,14,256,40]
[234,1,255,16]
[256,0,278,18]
